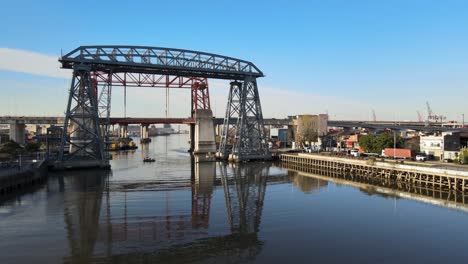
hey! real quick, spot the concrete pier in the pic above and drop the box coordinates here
[119,125,128,138]
[0,161,48,195]
[193,109,216,154]
[52,160,110,170]
[140,125,151,143]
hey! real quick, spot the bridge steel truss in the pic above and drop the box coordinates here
[59,45,269,163]
[92,72,210,115]
[218,79,270,161]
[59,66,106,162]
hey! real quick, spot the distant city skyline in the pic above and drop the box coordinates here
[1,0,467,122]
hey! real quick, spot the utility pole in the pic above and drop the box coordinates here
[463,113,465,127]
[393,131,396,159]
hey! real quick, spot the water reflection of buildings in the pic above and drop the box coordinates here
[288,171,328,194]
[59,159,275,263]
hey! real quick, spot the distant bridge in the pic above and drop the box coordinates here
[0,116,290,126]
[327,120,468,132]
[2,116,467,133]
[0,116,64,125]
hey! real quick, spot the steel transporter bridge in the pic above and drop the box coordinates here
[56,45,270,169]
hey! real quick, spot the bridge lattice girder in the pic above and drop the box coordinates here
[60,46,263,80]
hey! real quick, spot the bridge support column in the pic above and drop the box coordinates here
[217,78,270,162]
[140,124,151,144]
[189,124,195,152]
[56,66,108,169]
[193,109,216,154]
[9,122,26,145]
[119,125,128,138]
[215,124,222,137]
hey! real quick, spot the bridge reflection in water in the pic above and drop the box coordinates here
[48,160,468,263]
[59,160,280,263]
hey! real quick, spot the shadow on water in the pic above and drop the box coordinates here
[58,159,274,263]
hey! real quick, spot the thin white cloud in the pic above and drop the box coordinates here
[0,48,70,78]
[0,48,414,121]
[208,80,372,120]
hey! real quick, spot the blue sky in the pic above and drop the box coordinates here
[1,0,467,121]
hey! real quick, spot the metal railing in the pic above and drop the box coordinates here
[0,152,47,178]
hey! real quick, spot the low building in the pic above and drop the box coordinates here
[290,114,328,149]
[346,134,360,149]
[335,132,360,150]
[420,132,461,160]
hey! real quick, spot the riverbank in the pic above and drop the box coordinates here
[0,161,48,195]
[281,153,468,191]
[283,162,468,213]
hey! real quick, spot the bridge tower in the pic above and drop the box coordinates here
[218,77,270,162]
[95,72,112,144]
[57,65,109,169]
[190,78,217,154]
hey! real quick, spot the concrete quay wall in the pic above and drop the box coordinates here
[281,153,468,192]
[0,161,48,195]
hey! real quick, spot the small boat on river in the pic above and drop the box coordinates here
[143,157,155,162]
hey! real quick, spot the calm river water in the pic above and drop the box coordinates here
[2,134,468,264]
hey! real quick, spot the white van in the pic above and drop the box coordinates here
[350,149,360,157]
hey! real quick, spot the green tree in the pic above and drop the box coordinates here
[358,133,404,153]
[358,134,377,153]
[458,148,468,165]
[0,141,21,155]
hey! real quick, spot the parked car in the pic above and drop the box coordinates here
[415,155,427,161]
[350,149,360,157]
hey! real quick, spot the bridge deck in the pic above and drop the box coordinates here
[1,116,467,132]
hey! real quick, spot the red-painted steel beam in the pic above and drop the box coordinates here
[108,117,195,125]
[92,72,212,120]
[93,72,207,88]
